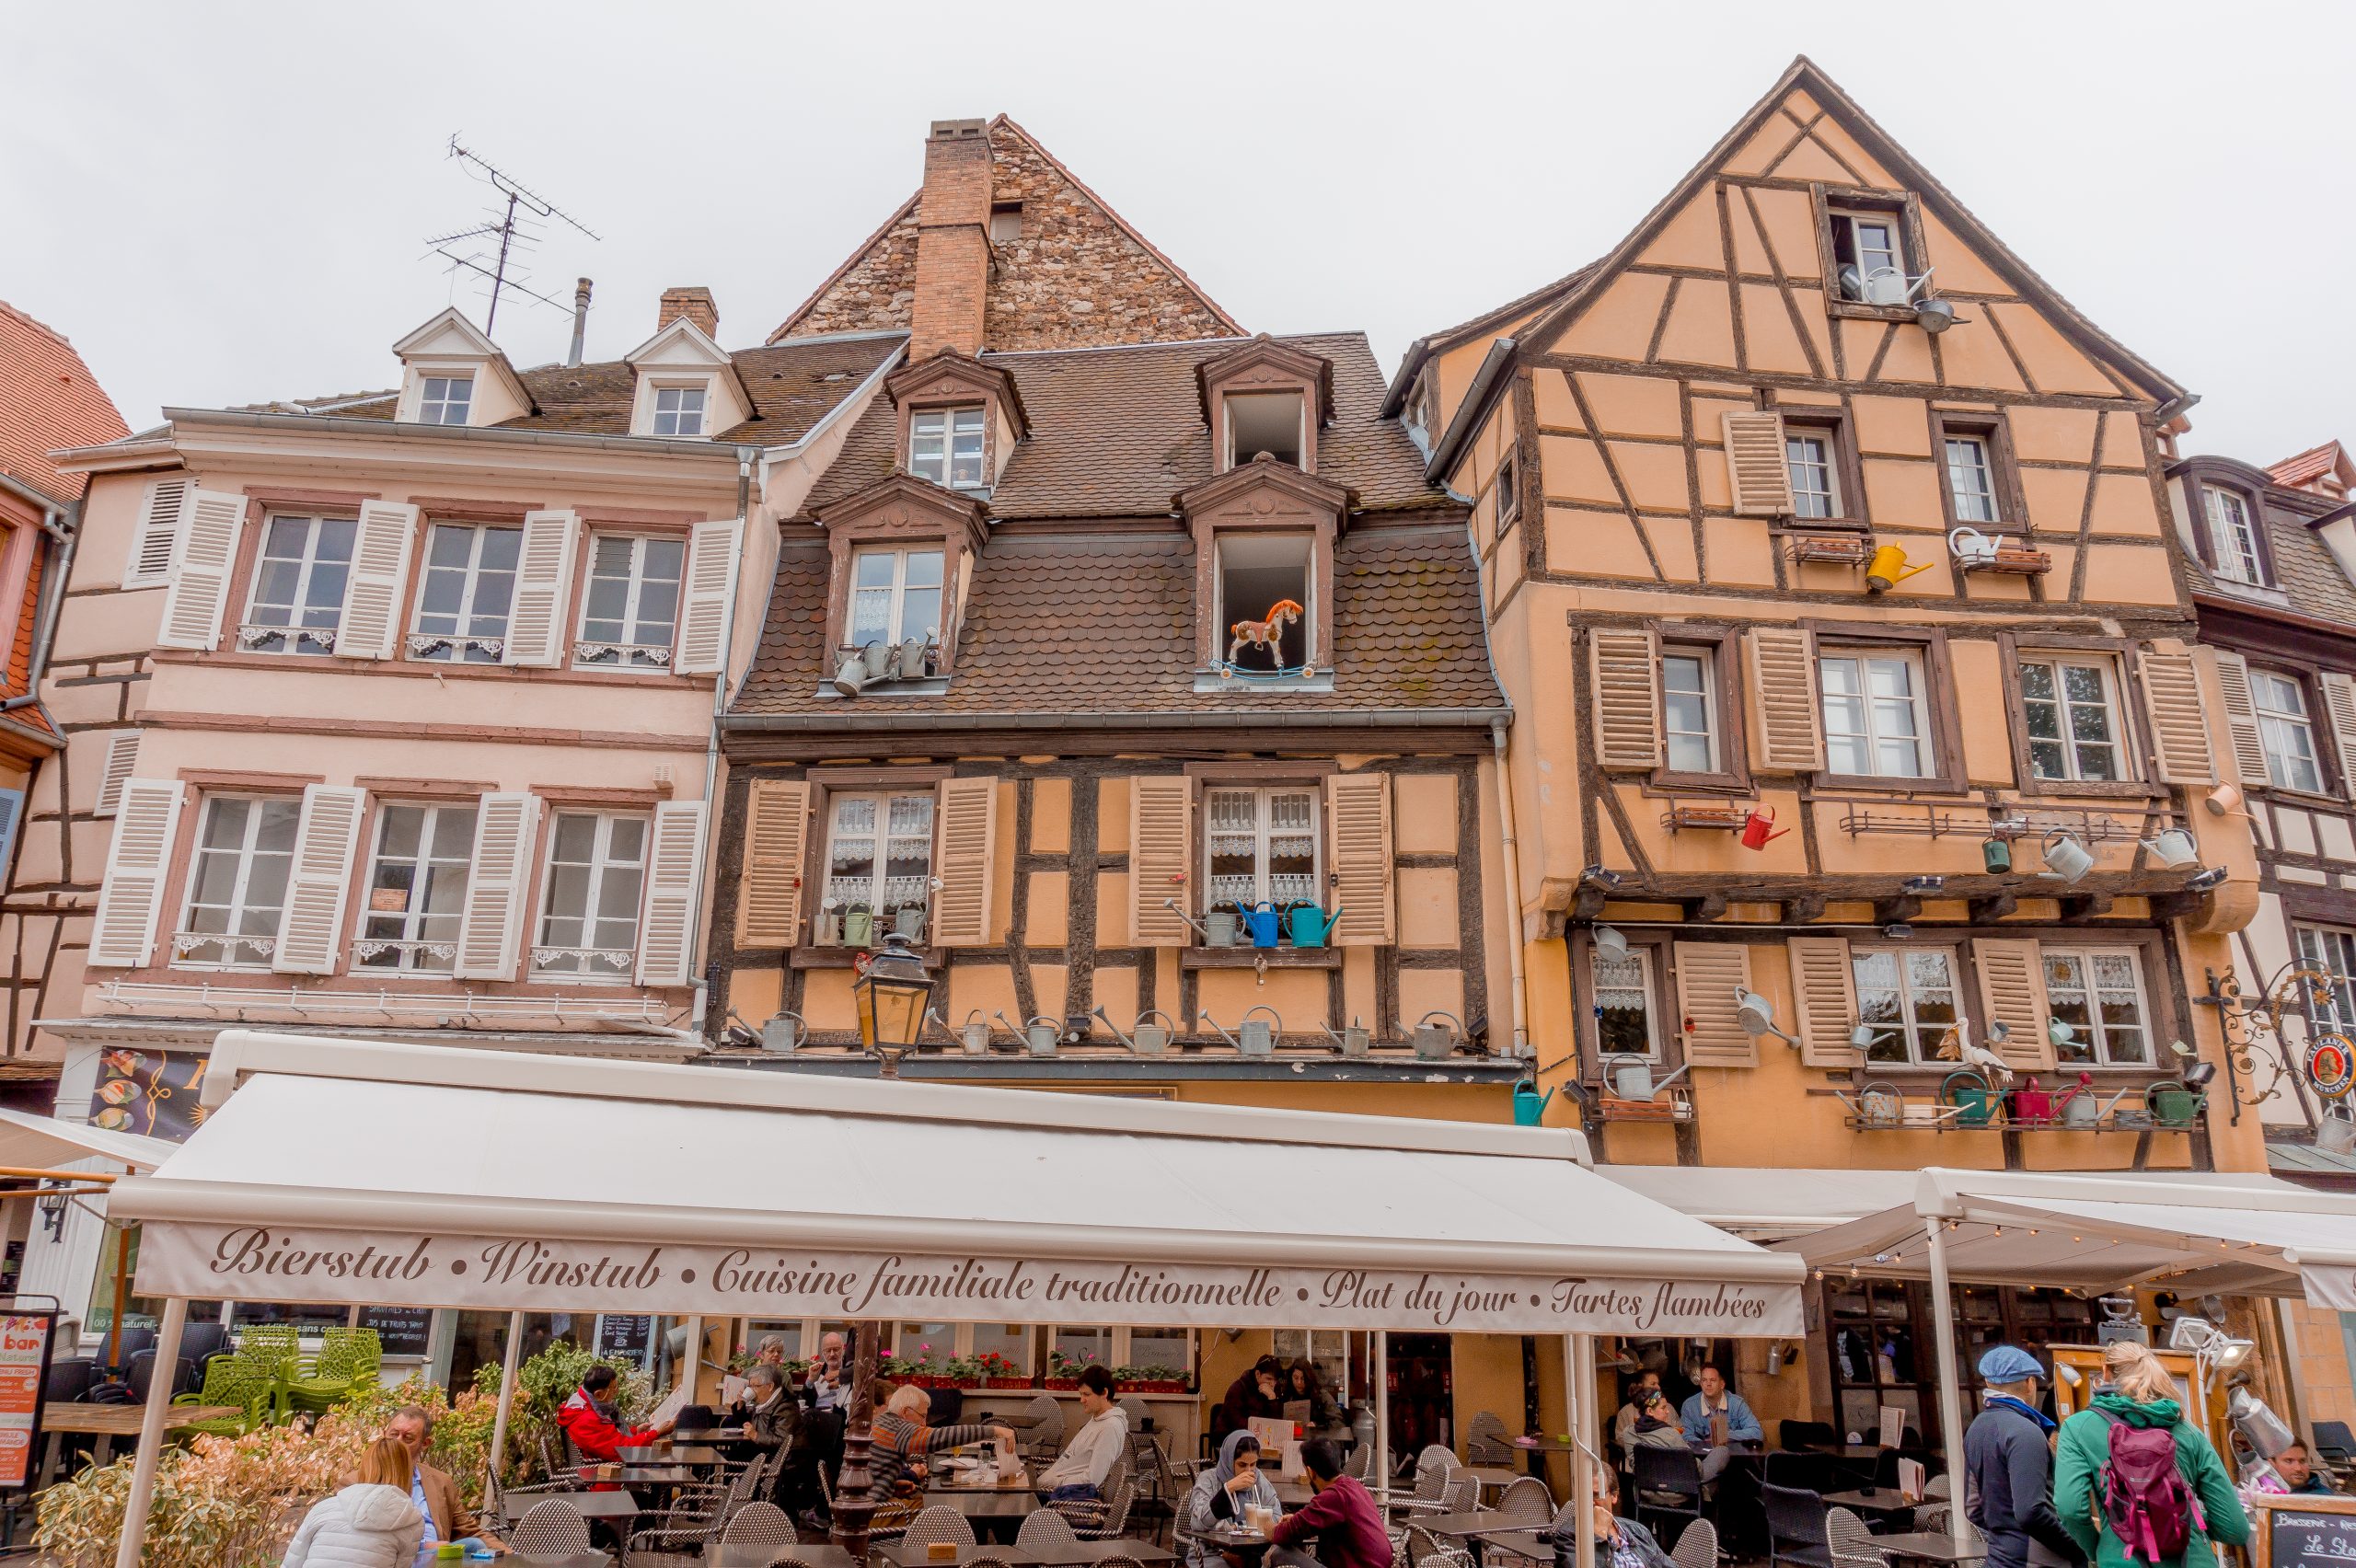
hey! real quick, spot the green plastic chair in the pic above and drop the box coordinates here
[174,1353,277,1435]
[287,1327,383,1413]
[1941,1071,2000,1128]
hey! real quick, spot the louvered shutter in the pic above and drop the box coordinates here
[1590,628,1663,770]
[2321,674,2356,801]
[333,501,420,660]
[1722,410,1793,517]
[1129,776,1196,947]
[1972,937,2055,1071]
[87,778,184,969]
[931,777,1000,948]
[1787,935,1859,1067]
[1325,771,1395,946]
[2135,646,2218,787]
[154,490,248,651]
[502,510,581,668]
[452,791,542,980]
[0,789,24,876]
[125,477,191,589]
[94,732,141,817]
[673,519,743,675]
[735,779,811,948]
[635,800,708,986]
[2210,651,2270,790]
[1745,626,1824,772]
[271,785,367,974]
[1673,940,1757,1066]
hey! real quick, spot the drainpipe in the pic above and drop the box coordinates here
[687,447,756,1032]
[1491,717,1530,1058]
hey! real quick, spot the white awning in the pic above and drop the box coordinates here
[0,1106,176,1172]
[1600,1165,1909,1239]
[110,1032,1804,1335]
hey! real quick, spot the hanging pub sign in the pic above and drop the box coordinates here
[2305,1034,2355,1101]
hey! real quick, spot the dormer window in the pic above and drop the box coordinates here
[2204,486,2265,585]
[391,308,534,427]
[419,375,473,427]
[1226,392,1305,468]
[1217,533,1311,674]
[849,548,944,649]
[651,385,707,437]
[910,407,987,489]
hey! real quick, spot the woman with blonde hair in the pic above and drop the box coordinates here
[2054,1340,2247,1568]
[282,1435,423,1567]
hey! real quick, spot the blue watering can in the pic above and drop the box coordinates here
[1511,1079,1558,1126]
[1238,901,1284,948]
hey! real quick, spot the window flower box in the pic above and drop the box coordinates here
[1659,801,1752,833]
[1785,532,1872,568]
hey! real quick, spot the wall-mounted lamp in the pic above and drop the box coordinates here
[1901,875,1946,895]
[2180,1060,2219,1093]
[1580,865,1623,892]
[1881,923,1914,940]
[37,1189,66,1242]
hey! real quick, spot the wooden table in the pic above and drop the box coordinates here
[1869,1531,1985,1566]
[38,1401,243,1485]
[877,1541,1178,1567]
[622,1442,726,1466]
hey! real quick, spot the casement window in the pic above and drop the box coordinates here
[2204,486,2266,585]
[651,385,707,438]
[1785,431,1841,520]
[175,795,300,969]
[909,407,987,489]
[820,791,934,941]
[2296,926,2356,1036]
[532,811,648,978]
[847,548,944,651]
[409,523,522,663]
[1945,435,2002,525]
[1661,649,1720,775]
[1829,205,1910,304]
[418,375,473,427]
[574,533,684,670]
[241,513,356,654]
[1215,533,1312,673]
[1851,946,1961,1065]
[1225,392,1305,468]
[2253,669,2325,793]
[1494,455,1519,534]
[1205,787,1320,910]
[1819,651,1931,778]
[2018,656,2124,784]
[2040,947,2152,1066]
[1592,947,1661,1061]
[352,802,476,974]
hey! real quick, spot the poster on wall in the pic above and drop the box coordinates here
[88,1049,208,1141]
[0,1309,55,1493]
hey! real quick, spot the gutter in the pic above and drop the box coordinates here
[721,706,1511,733]
[52,409,753,474]
[687,445,760,1032]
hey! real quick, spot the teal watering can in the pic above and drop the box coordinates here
[1287,904,1344,948]
[1511,1079,1558,1126]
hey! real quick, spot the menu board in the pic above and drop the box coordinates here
[359,1306,433,1359]
[2255,1493,2356,1568]
[595,1314,654,1366]
[0,1313,53,1491]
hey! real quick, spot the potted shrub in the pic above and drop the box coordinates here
[1045,1348,1100,1390]
[942,1355,984,1389]
[1127,1363,1189,1394]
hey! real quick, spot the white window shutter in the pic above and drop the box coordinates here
[1673,940,1757,1066]
[673,519,743,675]
[1325,771,1395,946]
[1972,938,2055,1072]
[502,510,581,668]
[334,501,420,661]
[125,478,191,589]
[87,778,184,969]
[1589,628,1663,770]
[2135,646,2218,787]
[1746,626,1825,772]
[271,785,367,974]
[1128,776,1197,947]
[452,791,542,980]
[1722,410,1793,516]
[2210,651,2270,789]
[931,777,1001,948]
[154,490,248,651]
[1786,935,1859,1067]
[634,800,708,986]
[734,779,811,949]
[2320,674,2356,801]
[94,731,142,817]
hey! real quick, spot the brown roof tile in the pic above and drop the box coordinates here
[0,301,128,503]
[2268,440,2353,492]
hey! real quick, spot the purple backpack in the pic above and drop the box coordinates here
[2096,1410,2205,1564]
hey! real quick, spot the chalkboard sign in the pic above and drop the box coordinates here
[2253,1492,2356,1568]
[360,1306,434,1359]
[595,1314,654,1366]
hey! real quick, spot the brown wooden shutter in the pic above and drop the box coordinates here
[1745,626,1824,772]
[2210,651,2270,790]
[1971,937,2055,1071]
[1325,771,1395,946]
[2321,674,2356,801]
[735,779,812,948]
[1786,935,1859,1067]
[1722,410,1793,517]
[2135,645,2218,786]
[1589,628,1663,771]
[1673,940,1758,1067]
[931,776,1000,948]
[1128,776,1196,947]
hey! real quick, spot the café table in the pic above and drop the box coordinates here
[1822,1487,1918,1528]
[1868,1531,1985,1568]
[545,1488,643,1522]
[1183,1522,1277,1563]
[710,1546,863,1568]
[414,1553,604,1568]
[1411,1511,1518,1540]
[38,1401,243,1486]
[1462,1464,1526,1494]
[877,1540,1179,1567]
[1509,1435,1578,1453]
[622,1442,726,1466]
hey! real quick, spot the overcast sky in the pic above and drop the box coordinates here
[7,3,2349,462]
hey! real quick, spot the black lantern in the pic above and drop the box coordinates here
[853,931,934,1053]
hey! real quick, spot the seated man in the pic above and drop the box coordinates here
[1037,1365,1129,1525]
[2273,1442,2339,1495]
[1553,1466,1673,1568]
[1678,1365,1760,1485]
[870,1381,1015,1495]
[738,1364,801,1504]
[383,1404,503,1554]
[1269,1438,1392,1568]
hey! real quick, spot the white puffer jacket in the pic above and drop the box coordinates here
[280,1482,423,1568]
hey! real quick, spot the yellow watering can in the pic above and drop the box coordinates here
[1865,544,1934,592]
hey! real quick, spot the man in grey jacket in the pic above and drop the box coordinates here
[1963,1345,2085,1568]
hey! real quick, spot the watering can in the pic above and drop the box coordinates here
[1942,1070,1999,1128]
[1948,526,1999,570]
[1237,1004,1280,1055]
[1322,1018,1370,1057]
[815,906,845,946]
[1288,904,1342,949]
[1981,836,2013,874]
[1865,545,1934,593]
[1511,1079,1557,1126]
[2056,1071,2133,1128]
[2144,1078,2203,1128]
[2141,828,2198,869]
[1853,1081,1904,1127]
[1092,1006,1174,1056]
[761,1010,806,1053]
[1740,805,1789,849]
[843,905,876,948]
[2010,1075,2054,1125]
[1238,901,1284,949]
[1403,1011,1463,1060]
[2038,830,2096,883]
[957,1009,994,1055]
[1604,1054,1691,1101]
[893,904,929,941]
[893,636,930,681]
[861,639,896,682]
[998,1011,1058,1056]
[1206,907,1242,947]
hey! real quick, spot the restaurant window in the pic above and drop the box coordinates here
[1205,787,1319,912]
[896,1321,955,1371]
[1128,1328,1192,1378]
[1050,1326,1113,1379]
[910,407,987,490]
[1852,946,1960,1065]
[1592,947,1661,1061]
[418,375,473,427]
[410,522,521,663]
[2041,947,2153,1066]
[847,548,944,651]
[1785,429,1841,520]
[175,795,299,969]
[574,533,684,671]
[743,1321,805,1362]
[2298,927,2356,1035]
[1945,435,2002,525]
[533,811,647,979]
[651,384,707,438]
[1819,650,1931,779]
[1662,650,1720,775]
[972,1323,1031,1374]
[2019,656,2123,784]
[1215,533,1311,673]
[1826,1278,1923,1439]
[241,513,355,655]
[2254,669,2325,793]
[1226,391,1305,468]
[2204,486,2266,585]
[352,802,476,975]
[820,791,933,942]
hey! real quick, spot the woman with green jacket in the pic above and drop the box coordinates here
[2053,1341,2249,1568]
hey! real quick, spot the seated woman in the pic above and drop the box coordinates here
[1184,1432,1286,1568]
[1553,1466,1673,1568]
[869,1382,1016,1523]
[1624,1388,1690,1461]
[1288,1360,1343,1431]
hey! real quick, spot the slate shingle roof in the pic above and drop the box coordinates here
[2181,470,2356,624]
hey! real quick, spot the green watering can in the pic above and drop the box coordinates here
[1287,904,1344,948]
[1511,1079,1558,1126]
[1942,1070,1999,1128]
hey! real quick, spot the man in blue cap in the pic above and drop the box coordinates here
[1965,1344,2085,1568]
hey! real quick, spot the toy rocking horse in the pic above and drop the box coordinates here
[1227,598,1304,672]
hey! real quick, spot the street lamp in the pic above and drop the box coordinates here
[853,932,935,1055]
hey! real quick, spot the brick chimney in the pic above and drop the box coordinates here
[910,120,992,360]
[657,286,720,340]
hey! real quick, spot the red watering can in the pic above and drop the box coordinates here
[1739,805,1789,849]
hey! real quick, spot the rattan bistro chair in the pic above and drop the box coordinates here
[906,1505,979,1550]
[722,1502,798,1549]
[1669,1517,1720,1568]
[1826,1506,1888,1568]
[1018,1508,1080,1553]
[512,1500,594,1556]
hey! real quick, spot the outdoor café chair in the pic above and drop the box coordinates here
[1094,1557,1148,1568]
[768,1559,816,1568]
[513,1500,595,1556]
[1442,1473,1481,1513]
[722,1502,798,1547]
[1669,1517,1719,1568]
[1408,1526,1472,1568]
[1468,1412,1512,1465]
[967,1558,1014,1568]
[1020,1394,1066,1465]
[1416,1445,1459,1481]
[1019,1508,1080,1552]
[1067,1474,1135,1540]
[1346,1442,1376,1482]
[1630,1447,1703,1547]
[1496,1475,1553,1522]
[1761,1482,1831,1568]
[1381,1461,1457,1517]
[630,1465,760,1566]
[907,1505,979,1550]
[172,1353,275,1436]
[2316,1420,2356,1473]
[1825,1506,1888,1568]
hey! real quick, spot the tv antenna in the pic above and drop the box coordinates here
[425,135,600,336]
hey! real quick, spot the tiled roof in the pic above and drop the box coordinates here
[734,519,1500,721]
[2269,441,2352,492]
[0,301,128,502]
[801,331,1448,521]
[2182,477,2356,624]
